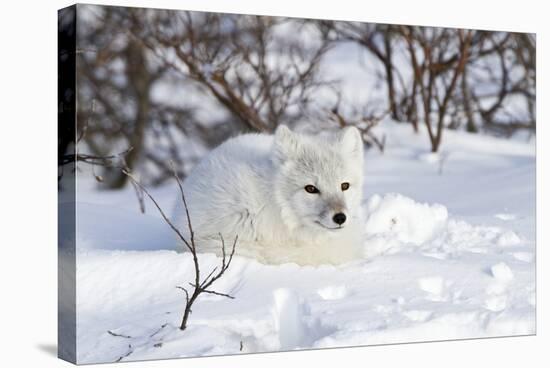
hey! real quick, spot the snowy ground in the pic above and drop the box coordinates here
[63,122,536,364]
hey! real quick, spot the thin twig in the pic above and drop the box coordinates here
[115,344,134,362]
[200,289,235,299]
[176,286,190,304]
[121,165,238,332]
[149,323,168,338]
[107,330,132,339]
[122,169,193,252]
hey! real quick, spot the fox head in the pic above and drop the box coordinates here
[273,125,364,234]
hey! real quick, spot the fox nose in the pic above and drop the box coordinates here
[332,213,347,225]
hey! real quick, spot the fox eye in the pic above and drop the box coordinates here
[304,185,320,194]
[341,182,350,191]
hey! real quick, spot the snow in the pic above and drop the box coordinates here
[364,193,448,246]
[68,122,535,363]
[490,262,515,282]
[511,252,535,263]
[497,231,522,247]
[317,286,348,300]
[417,277,445,296]
[495,213,517,221]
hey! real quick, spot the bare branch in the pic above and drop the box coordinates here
[329,107,388,153]
[169,161,195,251]
[107,330,132,339]
[122,164,238,332]
[115,344,134,363]
[149,323,168,338]
[200,289,235,299]
[61,147,134,167]
[122,169,193,252]
[176,286,190,305]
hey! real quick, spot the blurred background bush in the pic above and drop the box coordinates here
[67,5,535,188]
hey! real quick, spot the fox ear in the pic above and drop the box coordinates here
[339,126,363,160]
[274,125,300,161]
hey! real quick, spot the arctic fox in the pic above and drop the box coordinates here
[174,125,364,266]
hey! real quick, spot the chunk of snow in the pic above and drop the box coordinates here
[486,282,507,296]
[418,276,444,296]
[362,235,402,258]
[439,220,503,253]
[512,252,534,263]
[317,286,348,300]
[272,288,307,350]
[490,262,515,282]
[392,296,406,305]
[403,310,433,322]
[497,231,521,247]
[485,295,508,312]
[417,152,441,164]
[495,213,517,221]
[365,194,448,245]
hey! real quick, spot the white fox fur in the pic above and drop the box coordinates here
[173,125,364,266]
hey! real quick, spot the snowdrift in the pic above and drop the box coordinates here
[71,123,535,363]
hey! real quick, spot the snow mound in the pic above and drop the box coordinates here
[317,286,348,300]
[272,289,306,349]
[418,277,445,296]
[70,119,535,362]
[497,231,522,247]
[364,193,448,245]
[439,220,501,252]
[271,289,332,350]
[362,194,523,259]
[485,295,508,312]
[490,262,515,282]
[418,276,450,302]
